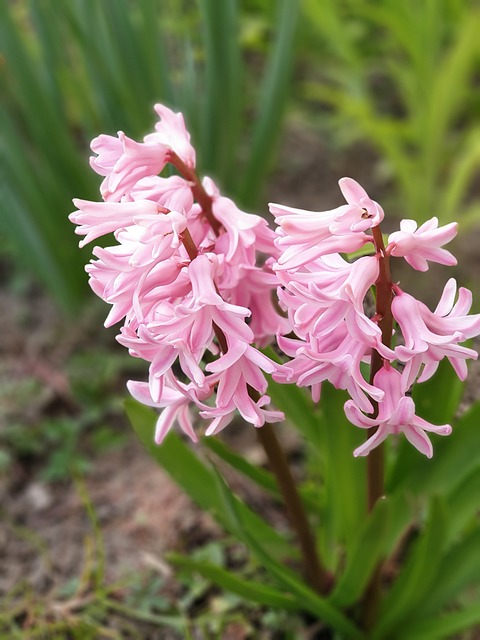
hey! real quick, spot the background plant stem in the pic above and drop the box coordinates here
[256,422,331,595]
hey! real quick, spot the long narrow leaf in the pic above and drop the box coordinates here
[388,359,464,492]
[403,602,480,640]
[212,465,365,639]
[445,465,480,542]
[169,553,298,611]
[239,0,298,206]
[391,400,480,497]
[372,497,448,638]
[126,399,293,559]
[328,498,390,608]
[320,385,366,549]
[408,528,480,621]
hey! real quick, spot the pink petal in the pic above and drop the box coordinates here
[353,427,389,457]
[338,177,369,205]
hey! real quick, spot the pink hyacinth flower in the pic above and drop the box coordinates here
[336,177,384,232]
[345,364,452,458]
[91,131,170,202]
[89,134,122,176]
[271,204,372,271]
[201,340,284,434]
[392,285,480,389]
[387,217,458,271]
[145,103,196,168]
[70,198,161,247]
[131,175,194,213]
[127,376,201,444]
[275,331,385,413]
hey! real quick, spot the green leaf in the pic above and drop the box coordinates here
[202,436,279,494]
[328,498,391,608]
[242,529,365,639]
[266,377,322,446]
[372,497,448,638]
[209,462,364,638]
[402,602,480,640]
[169,553,298,611]
[198,0,242,185]
[202,435,318,513]
[390,400,480,497]
[126,399,292,559]
[411,358,465,426]
[445,465,480,542]
[319,385,367,550]
[408,527,480,621]
[239,0,298,206]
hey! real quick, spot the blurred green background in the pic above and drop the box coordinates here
[2,0,480,313]
[2,0,480,636]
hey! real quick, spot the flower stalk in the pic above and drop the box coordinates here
[367,225,393,511]
[175,159,329,596]
[362,225,394,629]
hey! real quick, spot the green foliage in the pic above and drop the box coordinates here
[0,0,298,311]
[302,0,480,226]
[125,399,294,560]
[128,355,480,638]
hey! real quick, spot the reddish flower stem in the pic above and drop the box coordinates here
[179,228,228,354]
[362,224,394,630]
[168,151,222,236]
[367,225,393,511]
[256,418,332,595]
[176,158,328,595]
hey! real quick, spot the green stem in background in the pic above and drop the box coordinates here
[256,420,331,596]
[362,224,394,629]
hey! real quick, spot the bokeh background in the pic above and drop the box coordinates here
[1,1,480,637]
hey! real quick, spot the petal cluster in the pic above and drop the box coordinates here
[387,217,457,271]
[271,180,393,413]
[72,108,479,460]
[272,178,479,458]
[71,104,288,442]
[345,365,452,458]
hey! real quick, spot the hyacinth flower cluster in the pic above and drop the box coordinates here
[271,180,480,457]
[70,104,290,444]
[71,103,480,458]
